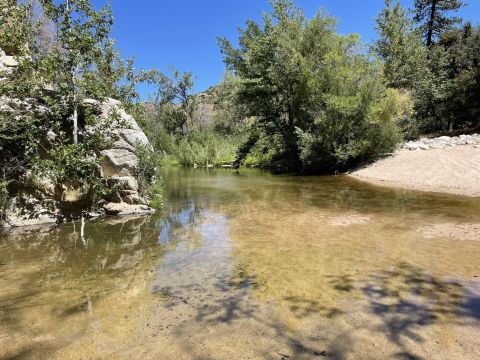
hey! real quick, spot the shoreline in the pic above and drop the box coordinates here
[350,143,480,198]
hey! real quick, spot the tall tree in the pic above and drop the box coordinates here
[40,0,113,144]
[374,0,427,89]
[439,23,480,129]
[413,0,464,46]
[153,68,195,136]
[219,0,403,172]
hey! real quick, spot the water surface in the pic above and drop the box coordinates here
[1,168,479,359]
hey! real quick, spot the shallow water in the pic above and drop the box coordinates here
[1,168,480,359]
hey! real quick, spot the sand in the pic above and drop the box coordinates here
[351,145,480,197]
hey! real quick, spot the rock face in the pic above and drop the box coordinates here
[403,134,480,151]
[83,98,154,215]
[0,48,155,227]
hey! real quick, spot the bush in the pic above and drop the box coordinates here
[134,142,164,209]
[173,131,245,167]
[219,0,403,174]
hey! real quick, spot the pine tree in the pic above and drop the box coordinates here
[374,0,427,89]
[413,0,464,46]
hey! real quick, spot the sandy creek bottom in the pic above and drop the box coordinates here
[1,168,479,359]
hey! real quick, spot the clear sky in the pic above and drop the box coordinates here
[94,0,480,97]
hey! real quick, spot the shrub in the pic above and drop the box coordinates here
[219,0,403,173]
[135,142,164,209]
[173,131,245,167]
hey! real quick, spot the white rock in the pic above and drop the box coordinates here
[103,202,154,216]
[405,142,419,150]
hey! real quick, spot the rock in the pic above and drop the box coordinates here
[436,136,452,143]
[100,148,138,177]
[121,193,148,205]
[405,142,419,151]
[103,202,154,216]
[5,197,57,227]
[0,65,153,227]
[115,129,150,150]
[403,133,480,152]
[0,55,18,67]
[108,176,139,192]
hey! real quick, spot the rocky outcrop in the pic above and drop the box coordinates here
[83,98,154,215]
[403,134,480,151]
[0,48,155,227]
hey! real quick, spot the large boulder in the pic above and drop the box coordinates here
[83,98,154,215]
[0,45,155,227]
[84,98,151,177]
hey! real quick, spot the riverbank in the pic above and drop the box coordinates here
[351,134,480,197]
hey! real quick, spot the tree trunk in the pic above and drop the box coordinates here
[427,0,437,46]
[66,0,78,145]
[72,72,78,145]
[72,103,78,145]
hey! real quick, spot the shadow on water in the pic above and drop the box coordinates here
[168,259,480,359]
[1,168,480,359]
[153,168,480,359]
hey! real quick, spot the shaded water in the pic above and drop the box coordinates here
[1,168,480,359]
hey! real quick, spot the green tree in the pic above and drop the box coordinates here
[373,0,427,89]
[439,23,480,129]
[0,0,31,54]
[40,0,113,144]
[153,68,195,136]
[413,0,464,46]
[219,0,403,173]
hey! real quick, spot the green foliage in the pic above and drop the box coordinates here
[134,143,156,195]
[134,143,164,209]
[373,0,428,89]
[414,0,464,46]
[0,112,41,178]
[375,0,478,134]
[173,131,245,167]
[33,143,98,184]
[210,73,249,134]
[0,0,165,217]
[219,0,402,173]
[439,23,480,129]
[153,68,195,136]
[137,67,248,169]
[149,180,165,210]
[0,0,31,54]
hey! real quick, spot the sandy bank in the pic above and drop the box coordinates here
[351,145,480,197]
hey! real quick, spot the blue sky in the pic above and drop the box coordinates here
[95,1,480,97]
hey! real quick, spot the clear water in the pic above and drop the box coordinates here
[1,168,479,359]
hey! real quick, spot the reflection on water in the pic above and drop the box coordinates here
[1,168,480,359]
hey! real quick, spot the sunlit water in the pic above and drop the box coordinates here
[1,168,479,359]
